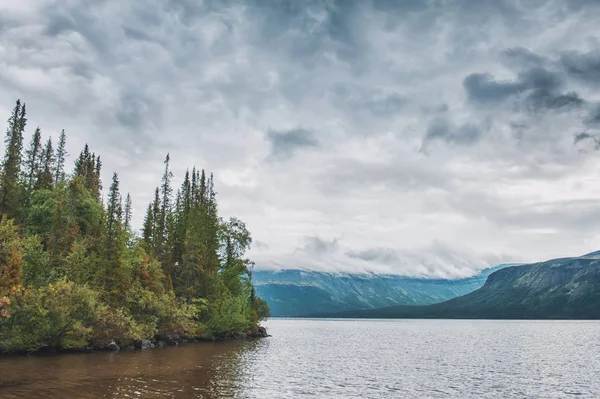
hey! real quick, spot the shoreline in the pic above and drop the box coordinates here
[0,326,270,357]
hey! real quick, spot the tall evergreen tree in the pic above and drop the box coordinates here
[106,173,122,234]
[74,144,101,199]
[157,154,173,253]
[123,193,132,233]
[151,187,161,253]
[0,100,26,219]
[54,129,68,183]
[35,138,55,190]
[23,126,42,193]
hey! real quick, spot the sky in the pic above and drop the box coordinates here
[2,0,600,278]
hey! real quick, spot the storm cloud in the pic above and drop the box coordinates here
[267,128,319,160]
[3,0,600,277]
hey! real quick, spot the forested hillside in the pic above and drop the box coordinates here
[0,99,268,353]
[253,266,512,316]
[323,254,600,319]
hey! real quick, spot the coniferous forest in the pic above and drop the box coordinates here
[0,99,269,354]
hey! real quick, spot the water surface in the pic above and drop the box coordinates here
[1,319,599,398]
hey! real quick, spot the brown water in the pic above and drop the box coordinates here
[1,319,600,398]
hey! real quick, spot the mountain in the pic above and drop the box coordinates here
[322,253,600,319]
[252,265,515,316]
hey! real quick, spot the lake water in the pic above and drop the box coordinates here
[1,319,599,398]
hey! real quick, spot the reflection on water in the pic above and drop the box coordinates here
[2,319,600,398]
[0,339,263,398]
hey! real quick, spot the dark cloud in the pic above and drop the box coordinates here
[44,5,113,55]
[267,128,319,159]
[115,91,163,130]
[561,50,600,85]
[573,132,600,150]
[346,247,399,264]
[421,117,486,148]
[463,73,525,103]
[502,47,547,68]
[297,236,339,256]
[464,63,585,115]
[574,132,594,144]
[585,106,600,126]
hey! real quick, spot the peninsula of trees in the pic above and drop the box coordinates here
[0,99,269,353]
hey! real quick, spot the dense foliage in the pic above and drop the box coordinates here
[0,100,269,353]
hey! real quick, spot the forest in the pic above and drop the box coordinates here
[0,99,269,353]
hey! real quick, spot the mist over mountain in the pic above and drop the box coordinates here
[323,252,600,319]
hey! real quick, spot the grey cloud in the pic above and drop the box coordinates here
[421,117,486,149]
[346,247,399,264]
[297,236,339,256]
[464,63,585,115]
[574,132,593,144]
[586,106,600,126]
[574,132,595,145]
[535,92,584,110]
[254,240,269,250]
[363,94,407,116]
[331,84,407,121]
[267,128,319,159]
[463,73,525,103]
[115,90,163,130]
[573,132,600,150]
[44,5,113,55]
[502,47,547,68]
[561,50,600,85]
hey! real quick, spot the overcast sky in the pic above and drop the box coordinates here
[3,0,600,278]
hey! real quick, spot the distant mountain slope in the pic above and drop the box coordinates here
[252,265,515,316]
[323,254,600,319]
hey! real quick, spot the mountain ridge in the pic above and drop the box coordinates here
[252,264,518,316]
[317,254,600,319]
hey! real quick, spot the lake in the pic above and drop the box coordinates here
[1,319,599,398]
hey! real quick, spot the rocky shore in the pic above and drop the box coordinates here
[5,326,270,356]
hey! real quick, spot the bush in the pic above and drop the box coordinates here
[0,281,101,352]
[21,235,50,288]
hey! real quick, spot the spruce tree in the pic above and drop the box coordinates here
[157,153,173,254]
[123,193,132,233]
[106,172,122,236]
[35,138,55,190]
[151,187,161,253]
[54,129,68,183]
[142,202,154,249]
[0,100,26,219]
[23,126,42,193]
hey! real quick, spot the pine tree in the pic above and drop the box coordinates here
[0,100,26,219]
[106,173,122,235]
[142,202,154,249]
[157,153,173,255]
[103,172,128,298]
[35,138,55,190]
[200,169,207,206]
[74,144,101,199]
[151,187,161,253]
[54,129,68,183]
[123,193,132,233]
[94,155,102,199]
[190,167,197,204]
[23,127,42,194]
